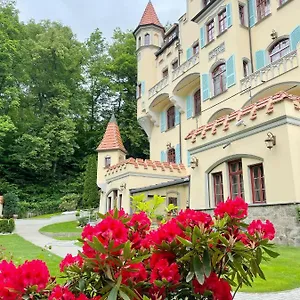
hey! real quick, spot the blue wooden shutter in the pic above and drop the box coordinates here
[290,26,300,51]
[226,55,236,88]
[175,107,180,126]
[160,111,166,133]
[249,0,256,27]
[200,27,205,48]
[175,144,180,164]
[201,74,210,101]
[186,95,193,119]
[187,151,191,167]
[226,3,232,28]
[186,48,193,60]
[141,81,145,95]
[255,50,266,70]
[161,151,167,162]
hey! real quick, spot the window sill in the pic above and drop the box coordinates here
[277,0,293,10]
[210,89,227,100]
[239,24,248,30]
[217,29,227,38]
[254,13,272,26]
[204,39,215,48]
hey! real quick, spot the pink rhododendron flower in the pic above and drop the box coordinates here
[214,197,248,219]
[248,219,275,240]
[60,254,83,272]
[150,259,181,284]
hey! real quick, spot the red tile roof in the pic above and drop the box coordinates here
[97,115,127,153]
[138,1,163,28]
[106,157,186,173]
[185,91,300,141]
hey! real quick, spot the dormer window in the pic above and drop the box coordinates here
[145,33,150,46]
[105,156,111,168]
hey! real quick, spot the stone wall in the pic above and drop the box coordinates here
[201,202,300,247]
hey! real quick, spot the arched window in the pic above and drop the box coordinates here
[212,63,226,96]
[167,148,176,163]
[154,33,159,46]
[105,156,111,168]
[269,39,290,62]
[194,89,201,116]
[145,33,150,46]
[167,106,175,129]
[138,37,142,48]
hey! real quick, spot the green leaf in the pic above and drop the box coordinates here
[186,271,194,283]
[108,276,122,300]
[263,247,280,258]
[177,236,193,247]
[119,290,131,300]
[193,255,205,284]
[123,241,131,260]
[203,249,211,277]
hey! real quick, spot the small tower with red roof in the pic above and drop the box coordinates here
[134,1,165,101]
[96,114,127,187]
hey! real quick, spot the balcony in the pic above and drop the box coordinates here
[149,76,169,99]
[240,50,298,92]
[172,54,199,82]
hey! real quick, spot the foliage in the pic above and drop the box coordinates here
[0,198,279,299]
[131,194,165,219]
[78,217,89,227]
[0,218,15,233]
[3,192,19,218]
[59,194,80,212]
[82,155,99,209]
[165,203,178,215]
[18,200,61,218]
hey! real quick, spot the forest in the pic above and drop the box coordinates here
[0,1,148,215]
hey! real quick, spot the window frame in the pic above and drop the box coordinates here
[212,63,226,96]
[193,42,199,55]
[137,83,142,99]
[213,172,224,206]
[172,59,179,70]
[243,59,250,77]
[167,106,175,130]
[250,163,266,203]
[228,159,244,199]
[144,33,150,46]
[256,0,270,21]
[162,68,169,78]
[167,148,176,163]
[194,89,201,116]
[239,4,245,26]
[218,9,227,34]
[206,19,215,43]
[105,156,111,168]
[269,38,290,63]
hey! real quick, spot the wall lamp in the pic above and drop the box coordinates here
[120,183,127,191]
[190,156,199,169]
[265,132,276,150]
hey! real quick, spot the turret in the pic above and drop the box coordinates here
[96,114,127,187]
[134,1,165,101]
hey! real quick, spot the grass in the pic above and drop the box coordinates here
[29,212,62,219]
[39,221,82,233]
[0,234,61,278]
[54,236,81,241]
[240,246,300,293]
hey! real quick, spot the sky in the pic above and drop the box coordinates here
[15,0,186,41]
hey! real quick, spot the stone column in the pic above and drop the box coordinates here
[0,196,4,217]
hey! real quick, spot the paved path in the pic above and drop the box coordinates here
[15,214,81,258]
[235,288,300,299]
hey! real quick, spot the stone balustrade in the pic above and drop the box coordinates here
[149,76,169,98]
[240,50,298,92]
[172,54,199,81]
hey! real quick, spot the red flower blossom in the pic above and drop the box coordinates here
[117,263,148,285]
[60,254,84,272]
[193,272,232,300]
[128,212,151,232]
[248,220,275,240]
[214,197,248,219]
[49,285,76,300]
[175,209,213,228]
[150,251,176,269]
[150,259,180,284]
[107,208,128,219]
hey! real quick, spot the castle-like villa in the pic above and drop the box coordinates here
[97,0,300,245]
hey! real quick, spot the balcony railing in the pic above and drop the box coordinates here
[240,50,298,92]
[172,54,199,81]
[149,76,169,98]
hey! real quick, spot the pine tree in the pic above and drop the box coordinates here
[82,155,99,208]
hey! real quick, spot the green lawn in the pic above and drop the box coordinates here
[0,234,61,278]
[54,236,81,241]
[240,246,300,293]
[39,221,82,233]
[29,212,62,219]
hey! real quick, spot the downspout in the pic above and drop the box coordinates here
[247,1,254,75]
[179,112,182,163]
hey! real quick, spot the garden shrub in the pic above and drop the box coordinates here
[0,219,15,233]
[3,192,19,218]
[77,217,89,227]
[59,194,80,212]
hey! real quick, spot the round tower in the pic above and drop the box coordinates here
[133,1,165,101]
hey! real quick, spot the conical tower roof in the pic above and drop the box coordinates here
[134,1,164,33]
[96,114,127,153]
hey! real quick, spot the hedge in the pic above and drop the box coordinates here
[0,219,15,233]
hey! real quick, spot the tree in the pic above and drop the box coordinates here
[3,192,19,217]
[82,155,99,208]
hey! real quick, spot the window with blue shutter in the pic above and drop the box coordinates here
[226,55,236,88]
[160,111,166,133]
[175,107,180,125]
[200,27,205,49]
[141,81,145,95]
[249,0,256,27]
[161,151,167,162]
[187,151,191,167]
[186,95,193,119]
[290,26,300,51]
[201,74,210,101]
[255,50,266,70]
[175,144,181,164]
[226,3,232,28]
[186,48,193,60]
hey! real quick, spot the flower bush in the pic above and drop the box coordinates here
[0,197,279,300]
